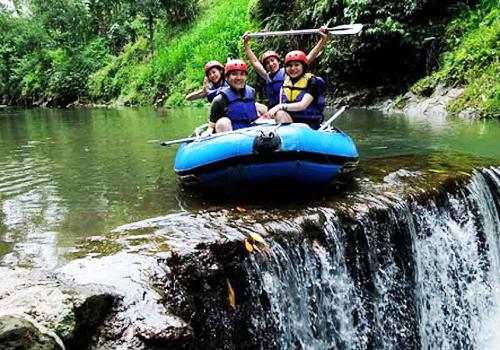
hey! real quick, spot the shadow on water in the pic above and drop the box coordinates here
[173,150,500,212]
[174,173,359,210]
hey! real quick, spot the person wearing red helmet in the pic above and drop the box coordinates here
[185,60,228,102]
[202,59,262,136]
[266,49,326,129]
[243,26,328,108]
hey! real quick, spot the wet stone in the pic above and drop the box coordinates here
[148,166,500,349]
[0,315,60,350]
[0,267,114,349]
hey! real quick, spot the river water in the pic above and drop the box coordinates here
[0,107,498,268]
[1,107,500,349]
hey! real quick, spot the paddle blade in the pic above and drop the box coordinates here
[328,24,363,35]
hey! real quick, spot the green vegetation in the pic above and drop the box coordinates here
[411,1,499,118]
[0,0,199,106]
[0,0,497,116]
[89,0,253,106]
[249,0,472,94]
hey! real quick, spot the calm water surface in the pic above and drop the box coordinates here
[0,107,498,267]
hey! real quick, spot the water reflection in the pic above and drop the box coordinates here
[336,109,500,159]
[0,107,207,266]
[0,107,499,267]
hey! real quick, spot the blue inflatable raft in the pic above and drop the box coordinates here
[173,123,358,189]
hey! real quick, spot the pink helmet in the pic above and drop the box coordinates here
[261,50,280,64]
[284,50,309,66]
[204,60,224,75]
[224,59,248,74]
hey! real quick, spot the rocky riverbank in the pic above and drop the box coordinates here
[373,84,483,119]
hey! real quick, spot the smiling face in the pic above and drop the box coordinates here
[285,61,305,79]
[207,67,222,84]
[226,70,247,90]
[264,56,280,74]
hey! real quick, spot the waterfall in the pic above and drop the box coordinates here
[415,168,500,349]
[250,211,369,349]
[245,168,500,350]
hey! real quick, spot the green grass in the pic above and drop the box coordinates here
[410,6,499,118]
[89,0,255,107]
[448,61,499,117]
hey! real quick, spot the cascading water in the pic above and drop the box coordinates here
[414,168,500,349]
[250,212,369,350]
[243,168,500,350]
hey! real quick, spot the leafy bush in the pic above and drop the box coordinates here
[411,5,499,117]
[448,62,499,117]
[0,0,200,105]
[91,0,251,106]
[250,0,469,93]
[89,39,150,102]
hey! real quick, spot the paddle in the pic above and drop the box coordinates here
[245,24,363,39]
[161,107,348,146]
[161,106,348,146]
[160,128,251,147]
[318,106,348,131]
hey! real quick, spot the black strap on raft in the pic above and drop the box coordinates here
[253,130,281,154]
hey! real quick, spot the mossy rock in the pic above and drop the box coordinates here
[0,315,60,350]
[410,76,437,97]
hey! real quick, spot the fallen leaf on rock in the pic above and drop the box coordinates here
[244,239,254,253]
[227,279,236,309]
[249,232,265,243]
[312,240,321,251]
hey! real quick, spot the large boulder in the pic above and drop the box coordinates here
[0,267,114,349]
[0,315,61,350]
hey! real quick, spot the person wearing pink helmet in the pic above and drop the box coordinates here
[243,26,328,108]
[185,60,228,102]
[266,50,326,129]
[202,59,263,136]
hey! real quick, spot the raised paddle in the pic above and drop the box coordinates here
[245,24,363,39]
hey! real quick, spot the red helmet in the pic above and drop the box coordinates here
[284,50,309,66]
[224,59,248,74]
[261,50,280,64]
[204,60,224,75]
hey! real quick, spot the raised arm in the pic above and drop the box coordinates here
[186,89,208,101]
[185,77,210,101]
[243,32,269,80]
[306,26,329,63]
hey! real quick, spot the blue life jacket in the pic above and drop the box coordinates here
[220,85,257,130]
[281,73,326,129]
[265,67,285,107]
[206,81,228,102]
